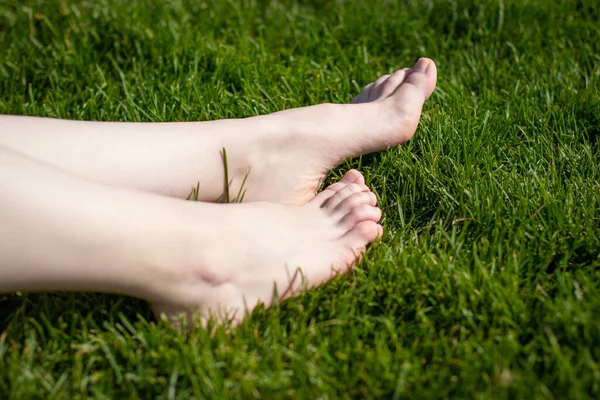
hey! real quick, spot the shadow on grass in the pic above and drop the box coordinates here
[0,292,153,335]
[575,98,600,146]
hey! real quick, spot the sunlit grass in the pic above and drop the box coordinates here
[1,0,599,398]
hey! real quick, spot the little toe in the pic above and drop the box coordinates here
[338,204,382,230]
[324,183,369,211]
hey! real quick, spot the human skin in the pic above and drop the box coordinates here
[0,58,437,324]
[0,58,437,205]
[0,146,382,324]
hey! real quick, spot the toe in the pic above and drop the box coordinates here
[341,169,365,185]
[309,178,353,207]
[311,173,367,208]
[324,183,369,210]
[333,191,377,215]
[378,68,411,99]
[343,221,384,248]
[407,58,437,99]
[338,204,382,230]
[353,82,375,104]
[381,58,437,139]
[391,58,437,108]
[366,74,392,102]
[406,58,437,100]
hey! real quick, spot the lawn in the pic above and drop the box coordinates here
[1,0,599,398]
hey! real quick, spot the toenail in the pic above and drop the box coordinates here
[413,58,430,72]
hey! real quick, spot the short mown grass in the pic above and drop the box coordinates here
[1,0,599,398]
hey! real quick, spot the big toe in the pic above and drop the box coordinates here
[390,58,437,115]
[368,57,437,143]
[409,58,437,98]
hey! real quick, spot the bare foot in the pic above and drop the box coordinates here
[0,147,380,326]
[0,59,436,205]
[230,58,438,205]
[152,171,382,326]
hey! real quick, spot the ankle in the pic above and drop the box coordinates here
[145,202,251,307]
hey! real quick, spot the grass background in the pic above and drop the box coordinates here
[1,0,599,398]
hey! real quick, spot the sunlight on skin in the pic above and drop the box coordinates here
[0,60,436,326]
[0,59,437,206]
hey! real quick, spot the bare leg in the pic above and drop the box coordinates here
[0,145,190,299]
[0,146,382,323]
[0,59,436,205]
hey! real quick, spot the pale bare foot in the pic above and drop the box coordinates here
[232,57,438,205]
[0,59,436,205]
[0,148,380,327]
[152,171,382,326]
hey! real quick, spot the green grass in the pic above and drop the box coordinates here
[1,0,600,398]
